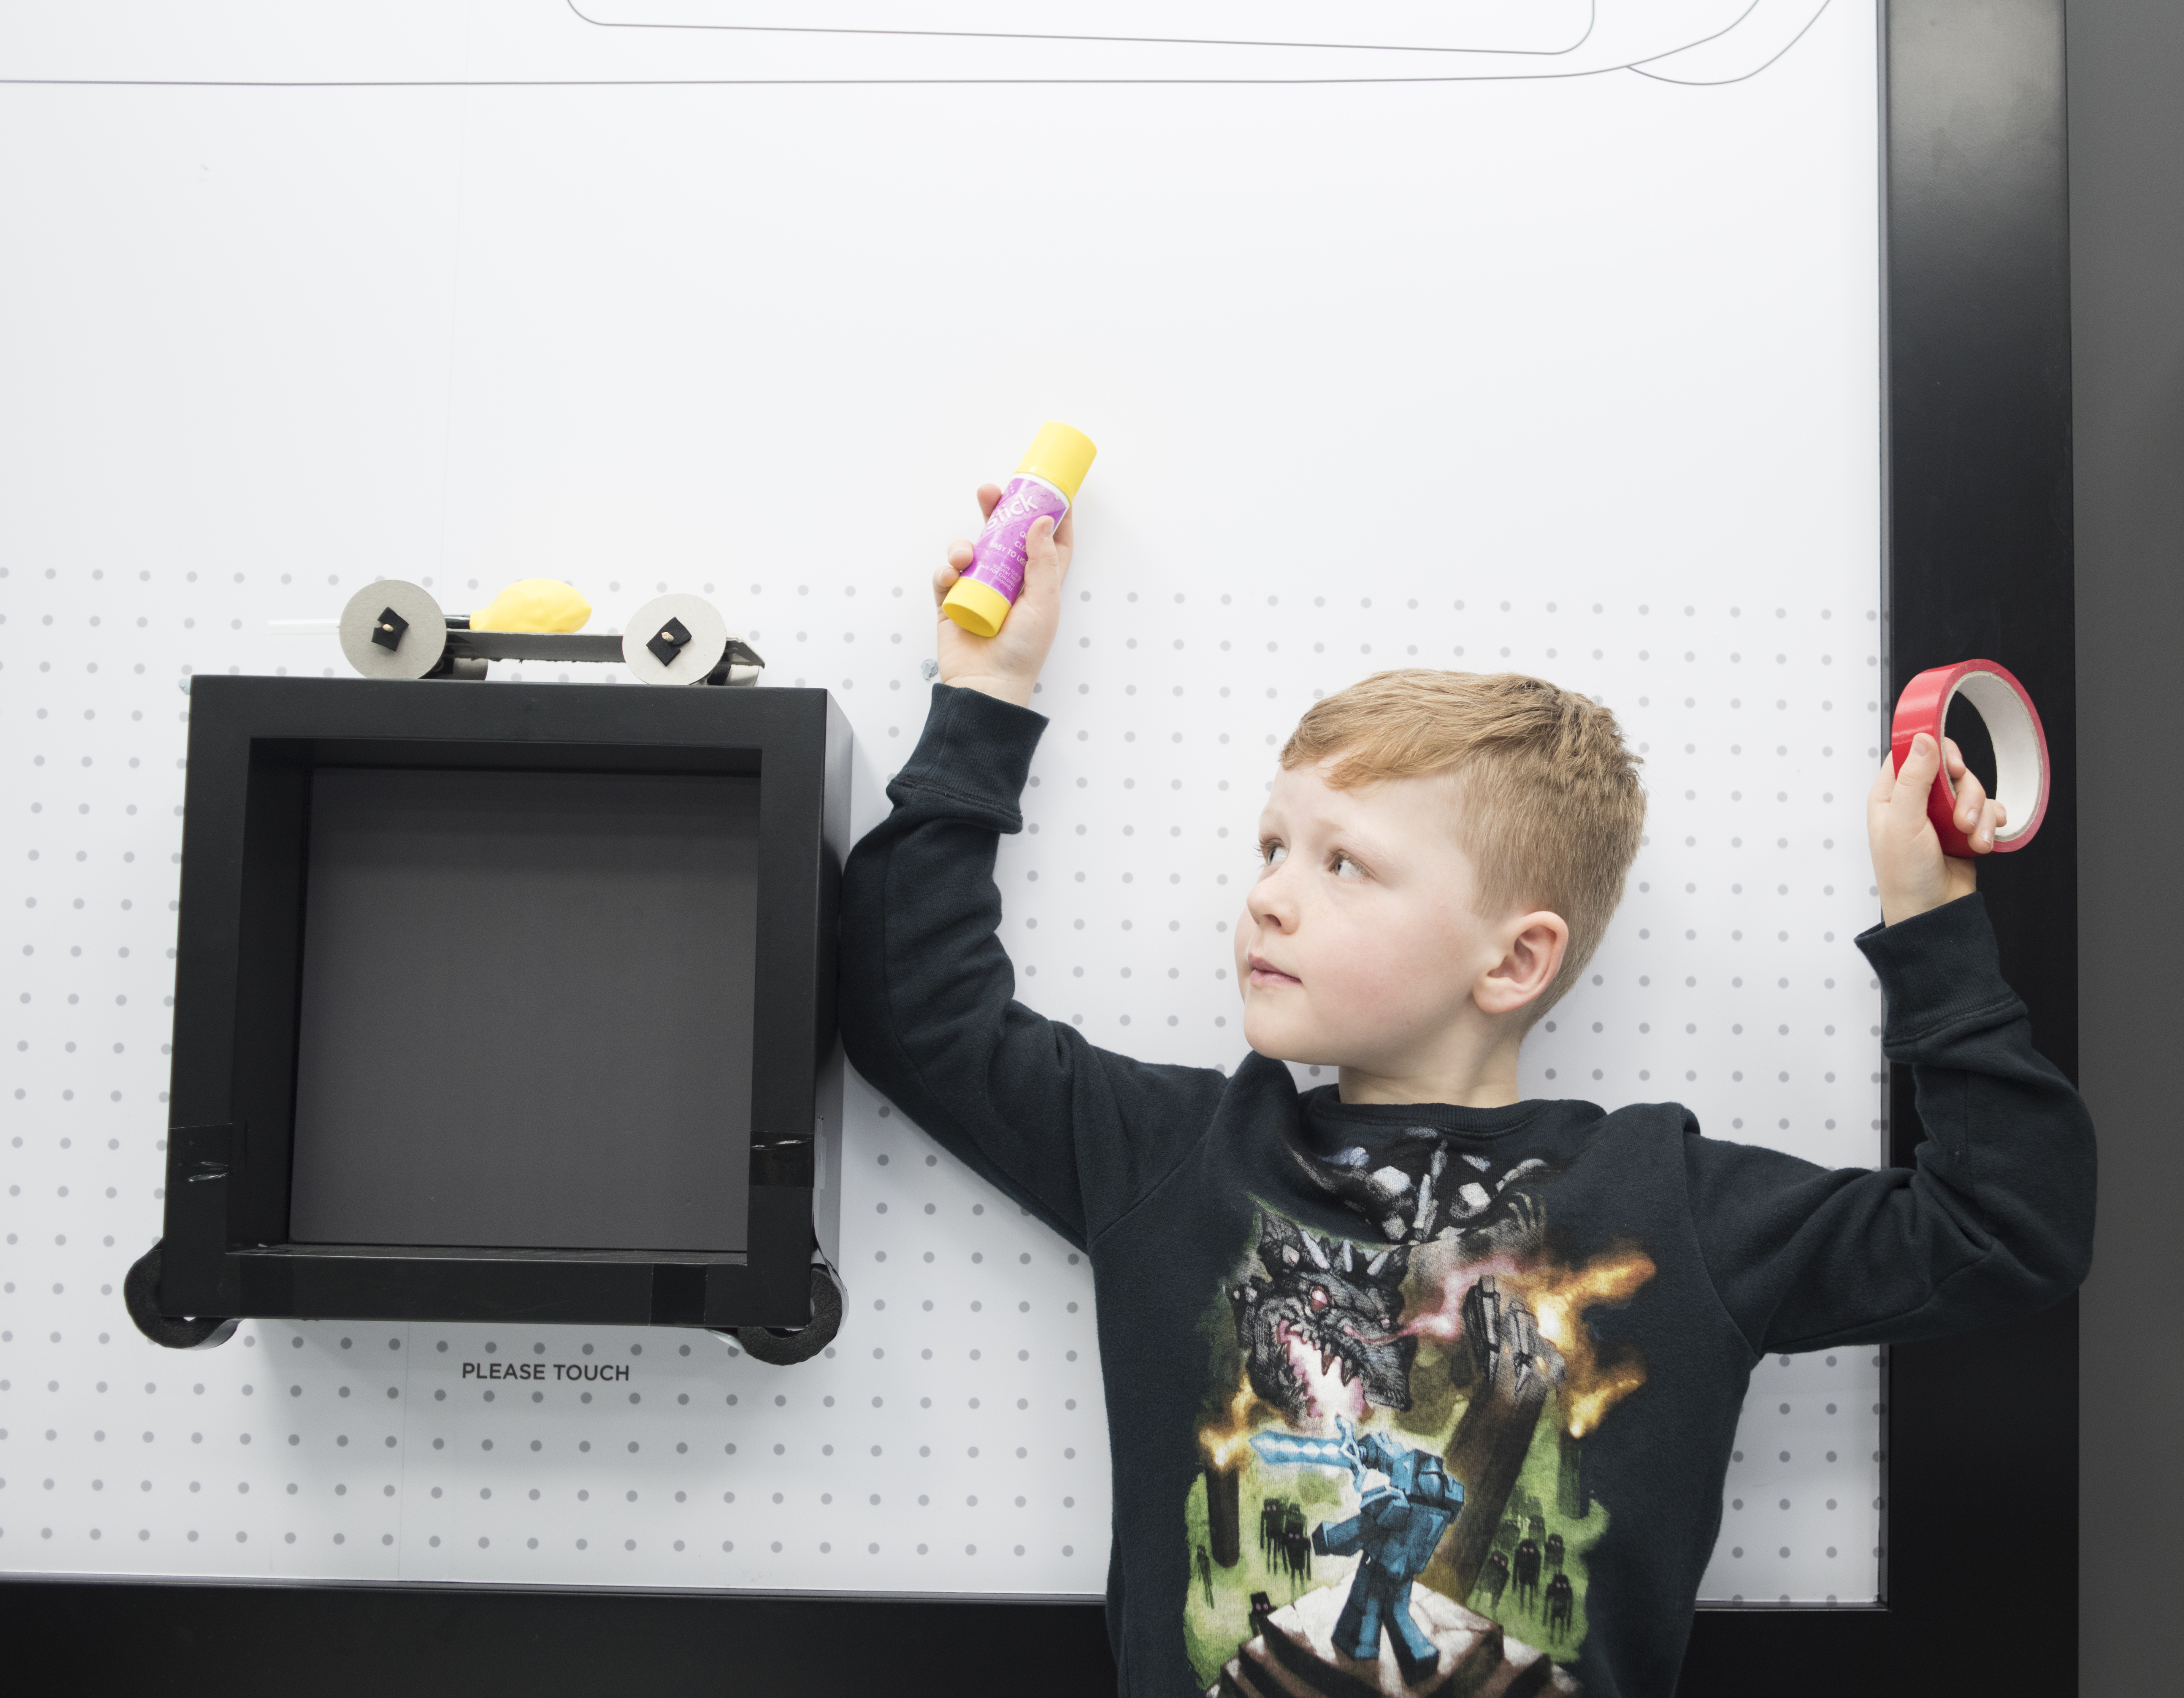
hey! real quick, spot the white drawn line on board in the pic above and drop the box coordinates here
[1629,0,1832,87]
[0,0,1826,90]
[562,0,1604,59]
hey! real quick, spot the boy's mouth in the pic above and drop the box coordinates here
[1247,954,1302,989]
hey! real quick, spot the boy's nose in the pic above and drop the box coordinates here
[1247,870,1297,932]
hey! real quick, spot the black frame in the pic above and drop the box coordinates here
[1681,0,2078,1690]
[0,1,2080,1689]
[150,675,852,1334]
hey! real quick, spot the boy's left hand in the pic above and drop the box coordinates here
[1868,732,2006,925]
[933,482,1074,710]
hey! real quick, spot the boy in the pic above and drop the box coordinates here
[837,492,2095,1697]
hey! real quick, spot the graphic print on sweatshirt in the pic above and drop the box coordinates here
[1182,1131,1653,1695]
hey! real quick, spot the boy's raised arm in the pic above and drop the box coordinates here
[835,493,1228,1250]
[1681,733,2096,1353]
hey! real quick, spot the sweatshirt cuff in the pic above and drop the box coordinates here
[887,682,1049,831]
[1853,892,2025,1051]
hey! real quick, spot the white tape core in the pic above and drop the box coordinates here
[1949,669,2043,843]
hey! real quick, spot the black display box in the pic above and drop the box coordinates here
[144,675,849,1337]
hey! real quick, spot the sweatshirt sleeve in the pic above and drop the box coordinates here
[836,683,1229,1250]
[1682,893,2095,1356]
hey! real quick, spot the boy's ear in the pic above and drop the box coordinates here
[1474,911,1570,1018]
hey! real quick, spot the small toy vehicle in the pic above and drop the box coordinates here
[323,580,765,687]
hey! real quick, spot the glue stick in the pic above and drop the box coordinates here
[941,422,1098,637]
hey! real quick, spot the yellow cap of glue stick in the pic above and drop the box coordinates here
[1016,422,1098,500]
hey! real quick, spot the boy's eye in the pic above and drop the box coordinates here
[1263,843,1288,867]
[1333,854,1364,880]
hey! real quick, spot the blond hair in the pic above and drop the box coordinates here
[1280,670,1645,1021]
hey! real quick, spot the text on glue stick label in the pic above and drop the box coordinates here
[965,475,1069,604]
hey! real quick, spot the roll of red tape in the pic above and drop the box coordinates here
[1889,659,2049,856]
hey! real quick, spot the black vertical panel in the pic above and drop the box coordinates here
[1884,0,2076,1061]
[2067,1,2184,1690]
[1881,0,2080,1689]
[1685,1,2079,1690]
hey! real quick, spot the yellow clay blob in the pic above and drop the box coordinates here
[471,578,592,633]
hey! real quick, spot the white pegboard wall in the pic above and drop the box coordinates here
[0,565,1886,1604]
[2,1068,1111,1590]
[3,0,1888,1602]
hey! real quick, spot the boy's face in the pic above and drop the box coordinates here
[1234,758,1539,1078]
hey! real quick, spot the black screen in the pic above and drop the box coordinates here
[287,766,758,1252]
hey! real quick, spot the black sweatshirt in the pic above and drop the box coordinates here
[838,683,2096,1698]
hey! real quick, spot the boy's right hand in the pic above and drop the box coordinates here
[933,482,1074,710]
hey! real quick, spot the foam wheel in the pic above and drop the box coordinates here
[337,580,448,680]
[123,1241,239,1350]
[622,594,730,686]
[730,1264,843,1366]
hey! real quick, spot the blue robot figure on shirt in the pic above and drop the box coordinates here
[1251,1417,1465,1682]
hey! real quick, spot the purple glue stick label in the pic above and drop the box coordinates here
[964,474,1069,608]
